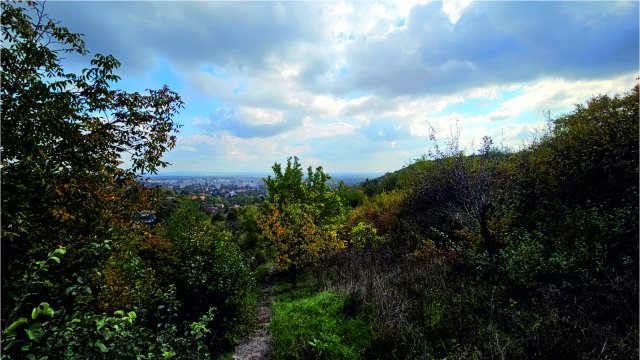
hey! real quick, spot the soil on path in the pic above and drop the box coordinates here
[232,268,273,360]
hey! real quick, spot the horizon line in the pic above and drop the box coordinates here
[148,171,386,177]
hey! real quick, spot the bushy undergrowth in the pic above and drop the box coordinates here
[311,85,639,359]
[317,239,638,359]
[159,201,257,353]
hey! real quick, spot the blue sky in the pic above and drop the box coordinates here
[43,1,638,173]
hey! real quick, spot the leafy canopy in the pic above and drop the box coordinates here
[1,2,184,357]
[259,157,346,279]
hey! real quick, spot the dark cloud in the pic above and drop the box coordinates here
[344,1,638,96]
[45,2,322,75]
[39,1,638,121]
[42,1,636,99]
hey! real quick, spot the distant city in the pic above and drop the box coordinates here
[140,172,383,196]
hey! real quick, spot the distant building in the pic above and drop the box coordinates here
[202,204,224,214]
[135,211,157,225]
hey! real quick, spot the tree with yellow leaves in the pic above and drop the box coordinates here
[258,157,346,285]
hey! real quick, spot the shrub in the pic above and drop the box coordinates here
[161,201,256,352]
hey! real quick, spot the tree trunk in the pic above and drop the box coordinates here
[480,204,494,255]
[288,266,298,288]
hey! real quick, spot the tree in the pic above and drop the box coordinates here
[1,2,183,356]
[1,1,182,262]
[258,157,346,285]
[410,126,506,255]
[505,84,639,273]
[446,135,503,255]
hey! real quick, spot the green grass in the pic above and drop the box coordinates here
[253,260,274,282]
[270,273,373,360]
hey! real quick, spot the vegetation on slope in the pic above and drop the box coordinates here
[305,83,639,359]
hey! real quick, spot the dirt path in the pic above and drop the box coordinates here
[232,269,273,360]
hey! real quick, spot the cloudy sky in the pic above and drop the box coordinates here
[45,0,638,174]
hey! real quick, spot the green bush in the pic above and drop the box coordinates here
[498,205,632,287]
[161,201,256,353]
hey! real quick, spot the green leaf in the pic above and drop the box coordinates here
[32,307,38,319]
[3,340,22,351]
[127,311,137,320]
[113,310,124,316]
[24,323,43,340]
[4,318,28,335]
[38,302,54,317]
[95,341,108,353]
[50,256,60,264]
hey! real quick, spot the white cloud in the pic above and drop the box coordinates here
[237,107,285,126]
[177,145,198,153]
[41,1,638,172]
[192,117,212,127]
[299,116,358,139]
[441,0,473,24]
[487,73,637,121]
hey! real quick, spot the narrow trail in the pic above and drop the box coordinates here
[232,268,274,360]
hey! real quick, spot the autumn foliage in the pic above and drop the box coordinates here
[258,157,346,284]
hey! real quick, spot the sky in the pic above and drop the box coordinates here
[43,0,638,174]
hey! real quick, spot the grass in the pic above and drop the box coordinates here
[253,260,275,282]
[269,271,373,360]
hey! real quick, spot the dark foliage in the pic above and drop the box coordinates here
[316,84,639,359]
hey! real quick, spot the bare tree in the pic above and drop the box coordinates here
[428,123,501,255]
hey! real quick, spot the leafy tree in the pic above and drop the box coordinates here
[1,2,182,357]
[231,205,269,265]
[259,157,346,285]
[349,221,385,298]
[505,84,639,274]
[337,182,366,208]
[1,0,182,273]
[361,172,400,197]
